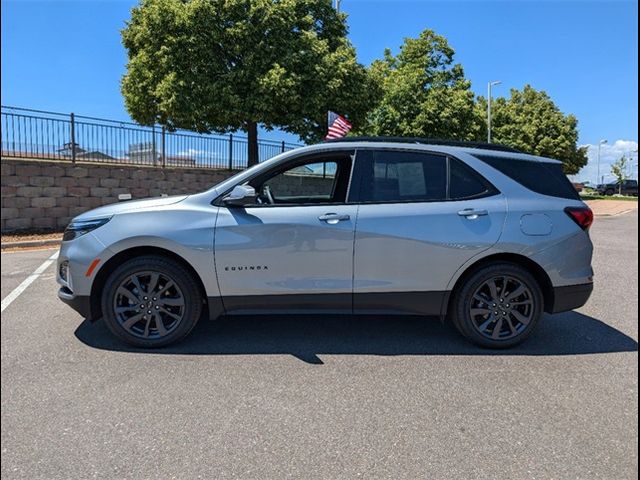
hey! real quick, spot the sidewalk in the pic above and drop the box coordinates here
[586,199,638,216]
[1,232,62,251]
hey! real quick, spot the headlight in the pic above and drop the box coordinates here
[63,217,111,241]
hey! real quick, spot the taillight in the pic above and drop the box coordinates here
[564,206,593,230]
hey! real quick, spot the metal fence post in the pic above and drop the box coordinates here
[281,140,285,153]
[152,125,157,166]
[70,112,76,163]
[228,133,233,170]
[161,126,166,168]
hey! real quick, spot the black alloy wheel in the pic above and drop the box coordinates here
[101,255,202,348]
[451,263,543,348]
[113,271,186,340]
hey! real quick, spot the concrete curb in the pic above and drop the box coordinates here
[1,239,62,250]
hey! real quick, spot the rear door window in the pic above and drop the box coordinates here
[357,150,447,202]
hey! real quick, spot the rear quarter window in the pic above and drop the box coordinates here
[474,155,580,200]
[449,157,497,200]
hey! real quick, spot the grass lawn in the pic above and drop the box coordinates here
[580,194,638,201]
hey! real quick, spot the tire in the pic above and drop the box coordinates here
[101,255,203,348]
[450,263,543,349]
[605,189,614,196]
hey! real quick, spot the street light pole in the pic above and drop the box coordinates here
[487,81,502,143]
[596,139,607,185]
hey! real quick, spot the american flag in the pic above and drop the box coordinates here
[325,111,352,139]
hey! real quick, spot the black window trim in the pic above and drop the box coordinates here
[348,147,500,205]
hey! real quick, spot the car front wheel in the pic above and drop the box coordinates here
[101,255,203,348]
[451,263,543,348]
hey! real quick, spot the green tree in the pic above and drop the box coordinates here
[611,155,629,194]
[476,85,588,175]
[121,0,377,166]
[358,29,479,140]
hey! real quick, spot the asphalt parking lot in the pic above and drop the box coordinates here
[1,213,638,479]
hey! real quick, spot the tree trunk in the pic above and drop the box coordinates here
[247,121,259,167]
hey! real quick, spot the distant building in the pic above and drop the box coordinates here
[164,155,196,168]
[129,143,196,167]
[128,142,160,165]
[57,141,194,166]
[58,142,114,161]
[288,165,315,175]
[58,142,86,157]
[288,163,335,177]
[77,151,115,161]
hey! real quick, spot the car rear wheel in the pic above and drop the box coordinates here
[101,255,202,348]
[451,263,543,348]
[605,189,614,196]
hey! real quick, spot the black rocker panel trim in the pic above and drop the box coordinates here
[353,291,449,316]
[221,293,352,314]
[207,296,226,320]
[214,291,450,317]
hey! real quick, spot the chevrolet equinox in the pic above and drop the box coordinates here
[57,138,594,349]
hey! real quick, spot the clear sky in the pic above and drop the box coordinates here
[1,0,638,181]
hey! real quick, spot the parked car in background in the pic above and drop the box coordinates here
[597,179,638,196]
[56,138,594,350]
[572,182,584,193]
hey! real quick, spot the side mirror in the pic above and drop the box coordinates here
[223,185,256,207]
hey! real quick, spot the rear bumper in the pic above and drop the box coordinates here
[551,283,593,313]
[58,287,93,320]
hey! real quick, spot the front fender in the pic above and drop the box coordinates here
[91,208,220,297]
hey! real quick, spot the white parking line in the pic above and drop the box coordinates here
[1,251,59,313]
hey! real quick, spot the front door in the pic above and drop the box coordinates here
[214,151,357,313]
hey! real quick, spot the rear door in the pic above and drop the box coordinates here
[350,149,507,315]
[214,151,357,313]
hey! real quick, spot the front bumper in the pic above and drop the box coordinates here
[551,282,594,313]
[58,287,93,319]
[56,231,109,303]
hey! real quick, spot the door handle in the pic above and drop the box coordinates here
[318,213,350,224]
[458,208,488,219]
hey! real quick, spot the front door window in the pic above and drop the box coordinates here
[260,161,338,205]
[251,154,352,206]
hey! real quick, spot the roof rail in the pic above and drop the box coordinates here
[323,136,521,153]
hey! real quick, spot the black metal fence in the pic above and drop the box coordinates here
[0,106,301,170]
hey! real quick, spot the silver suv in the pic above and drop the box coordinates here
[57,139,594,349]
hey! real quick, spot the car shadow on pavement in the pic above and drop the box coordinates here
[74,311,638,364]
